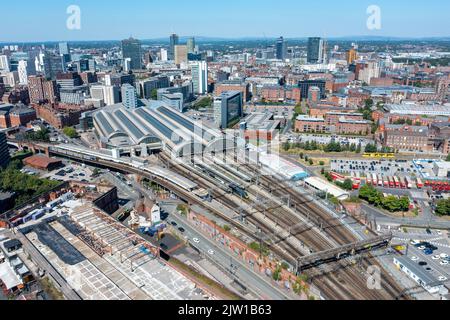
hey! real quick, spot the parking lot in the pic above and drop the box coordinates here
[395,228,450,286]
[286,133,371,147]
[42,162,94,184]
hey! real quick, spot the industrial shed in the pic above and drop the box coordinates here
[23,155,63,171]
[303,177,350,201]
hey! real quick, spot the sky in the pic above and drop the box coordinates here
[1,0,449,42]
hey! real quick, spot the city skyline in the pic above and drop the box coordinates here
[1,0,449,42]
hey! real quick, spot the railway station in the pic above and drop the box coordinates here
[93,99,235,158]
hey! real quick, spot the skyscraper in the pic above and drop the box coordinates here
[307,37,327,64]
[191,61,208,95]
[276,36,287,60]
[0,55,10,72]
[187,37,196,54]
[346,48,358,65]
[160,48,168,62]
[174,45,188,65]
[58,42,70,55]
[169,34,179,61]
[121,37,142,70]
[121,84,138,109]
[18,60,28,85]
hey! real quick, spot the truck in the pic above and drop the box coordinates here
[372,173,378,186]
[393,176,400,188]
[383,177,389,188]
[405,177,413,189]
[378,175,383,187]
[416,178,424,189]
[388,176,394,188]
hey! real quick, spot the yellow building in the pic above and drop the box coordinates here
[174,45,188,65]
[346,48,358,65]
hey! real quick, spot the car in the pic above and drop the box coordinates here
[192,238,200,244]
[418,245,426,250]
[170,221,177,227]
[440,260,449,266]
[418,261,428,266]
[440,253,449,259]
[437,231,443,236]
[438,276,448,282]
[432,255,441,260]
[411,256,419,261]
[208,249,215,255]
[178,227,185,233]
[424,249,434,255]
[410,240,420,245]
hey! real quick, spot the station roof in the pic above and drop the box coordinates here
[93,99,229,155]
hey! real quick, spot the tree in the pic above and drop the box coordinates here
[365,143,378,153]
[446,153,450,162]
[435,199,450,216]
[338,179,354,191]
[63,127,79,139]
[282,142,291,152]
[151,88,158,100]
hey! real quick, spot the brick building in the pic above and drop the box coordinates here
[260,85,301,103]
[295,113,371,135]
[28,75,59,104]
[33,103,94,129]
[383,124,433,152]
[215,81,251,102]
[0,104,36,128]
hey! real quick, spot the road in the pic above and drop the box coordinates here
[361,202,450,230]
[11,230,81,300]
[165,207,294,300]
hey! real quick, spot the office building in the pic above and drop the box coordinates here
[103,85,120,106]
[191,61,208,95]
[307,37,327,64]
[214,91,243,129]
[121,84,138,109]
[121,37,142,70]
[17,60,28,85]
[43,53,64,80]
[56,72,88,105]
[161,93,184,113]
[136,76,170,99]
[299,80,326,101]
[0,132,11,169]
[346,48,358,65]
[174,45,188,65]
[276,36,287,60]
[169,34,179,60]
[187,37,196,53]
[160,48,168,62]
[157,82,194,103]
[123,58,132,72]
[58,42,70,56]
[0,55,10,72]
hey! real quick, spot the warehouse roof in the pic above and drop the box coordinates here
[23,155,63,170]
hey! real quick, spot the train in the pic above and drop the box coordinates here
[229,183,249,199]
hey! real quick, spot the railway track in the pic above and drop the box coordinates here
[240,164,406,300]
[51,149,406,300]
[159,156,407,300]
